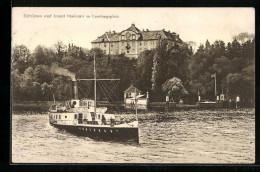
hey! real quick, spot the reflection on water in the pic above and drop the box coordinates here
[12,109,255,163]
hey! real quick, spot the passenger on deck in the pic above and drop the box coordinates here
[110,117,115,126]
[71,101,76,108]
[102,115,106,125]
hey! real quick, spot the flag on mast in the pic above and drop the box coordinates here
[211,73,216,78]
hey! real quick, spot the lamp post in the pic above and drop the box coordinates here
[236,96,240,109]
[198,89,200,102]
[211,73,217,98]
[217,95,219,108]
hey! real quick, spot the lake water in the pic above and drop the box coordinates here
[12,109,255,163]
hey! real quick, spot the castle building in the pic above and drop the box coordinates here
[91,24,184,58]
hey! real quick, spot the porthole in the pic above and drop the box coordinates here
[86,128,88,131]
[110,129,113,133]
[99,129,101,132]
[94,129,96,132]
[104,129,106,133]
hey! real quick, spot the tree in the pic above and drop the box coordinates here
[11,69,21,101]
[41,82,54,101]
[188,40,219,100]
[12,45,31,73]
[19,67,35,100]
[87,48,104,61]
[135,50,155,92]
[54,41,67,61]
[162,77,188,102]
[34,65,53,84]
[12,45,30,63]
[167,43,192,81]
[224,73,243,99]
[151,39,168,100]
[226,39,241,60]
[233,32,254,44]
[30,45,56,66]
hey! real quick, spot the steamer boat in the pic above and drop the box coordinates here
[48,54,139,143]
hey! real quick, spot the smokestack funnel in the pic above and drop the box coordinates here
[73,81,79,99]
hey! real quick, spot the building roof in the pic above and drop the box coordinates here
[124,84,141,93]
[123,24,141,33]
[91,32,119,43]
[91,24,183,43]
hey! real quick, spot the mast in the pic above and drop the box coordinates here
[53,94,56,105]
[76,52,119,117]
[215,73,217,96]
[94,53,97,116]
[135,88,137,121]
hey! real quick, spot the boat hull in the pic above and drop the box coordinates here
[51,123,139,143]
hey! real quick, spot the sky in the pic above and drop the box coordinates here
[12,7,255,52]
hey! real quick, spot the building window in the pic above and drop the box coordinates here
[132,35,136,40]
[65,116,67,118]
[127,50,129,53]
[98,114,100,119]
[132,42,135,46]
[74,114,77,119]
[59,115,61,119]
[140,42,142,46]
[104,43,106,47]
[132,49,135,52]
[111,43,113,47]
[122,35,125,40]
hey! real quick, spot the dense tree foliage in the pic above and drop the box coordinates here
[162,77,188,102]
[11,34,254,106]
[188,35,254,106]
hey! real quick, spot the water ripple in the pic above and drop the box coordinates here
[12,109,255,163]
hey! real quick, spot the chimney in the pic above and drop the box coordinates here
[146,29,149,32]
[142,29,145,32]
[73,81,79,99]
[113,30,115,34]
[131,24,135,27]
[162,29,165,31]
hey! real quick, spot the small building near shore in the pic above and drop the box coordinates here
[124,85,149,110]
